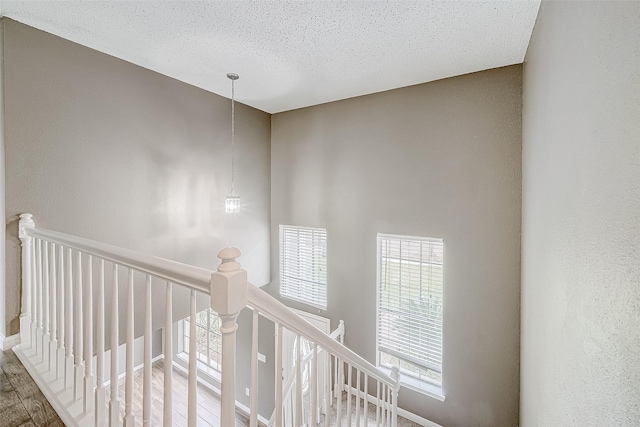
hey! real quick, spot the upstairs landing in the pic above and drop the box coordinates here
[0,349,64,426]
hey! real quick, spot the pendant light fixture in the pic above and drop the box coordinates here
[225,73,240,213]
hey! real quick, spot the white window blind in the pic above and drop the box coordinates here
[280,225,327,309]
[377,234,444,386]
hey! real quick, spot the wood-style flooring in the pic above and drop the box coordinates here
[112,359,248,427]
[0,350,64,427]
[1,349,420,427]
[0,349,246,427]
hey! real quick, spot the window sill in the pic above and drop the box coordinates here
[280,293,327,311]
[176,352,221,384]
[379,366,446,402]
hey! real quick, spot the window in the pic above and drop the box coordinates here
[183,308,222,372]
[377,234,444,394]
[280,225,327,309]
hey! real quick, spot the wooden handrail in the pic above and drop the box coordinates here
[24,227,212,293]
[248,284,400,389]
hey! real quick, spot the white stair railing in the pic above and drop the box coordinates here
[16,213,218,427]
[248,286,400,427]
[14,213,400,426]
[273,321,345,427]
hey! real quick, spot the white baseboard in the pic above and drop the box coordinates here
[1,333,21,351]
[103,353,165,387]
[13,345,81,427]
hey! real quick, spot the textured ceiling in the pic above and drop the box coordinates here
[0,1,540,113]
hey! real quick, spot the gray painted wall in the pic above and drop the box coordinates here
[2,19,271,337]
[521,1,640,425]
[270,66,522,426]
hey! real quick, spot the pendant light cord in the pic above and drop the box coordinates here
[231,78,235,194]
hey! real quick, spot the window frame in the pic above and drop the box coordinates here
[279,224,328,310]
[181,307,223,376]
[375,233,445,400]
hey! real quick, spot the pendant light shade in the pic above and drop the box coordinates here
[225,194,240,213]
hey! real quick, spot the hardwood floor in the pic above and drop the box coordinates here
[112,359,248,427]
[1,349,419,427]
[125,366,421,427]
[0,350,64,427]
[0,349,245,427]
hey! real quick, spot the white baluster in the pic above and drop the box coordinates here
[381,384,386,426]
[311,342,318,426]
[347,364,352,426]
[363,374,369,425]
[164,282,173,427]
[336,358,343,426]
[333,352,338,400]
[108,264,119,427]
[36,239,43,360]
[386,384,391,427]
[43,241,50,368]
[18,214,34,347]
[95,259,106,427]
[390,367,399,427]
[56,244,65,380]
[65,247,74,390]
[30,237,37,350]
[49,242,57,372]
[338,322,346,421]
[84,255,94,413]
[275,323,283,427]
[74,251,84,401]
[123,269,135,426]
[324,353,330,427]
[250,309,259,427]
[143,275,152,427]
[376,381,381,426]
[188,289,197,427]
[355,369,361,425]
[210,247,248,427]
[295,334,302,427]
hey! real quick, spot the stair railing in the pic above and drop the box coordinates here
[17,213,221,427]
[249,285,400,427]
[270,321,345,427]
[15,213,400,426]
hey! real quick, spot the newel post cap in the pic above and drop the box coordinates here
[210,247,247,316]
[19,213,35,239]
[217,247,242,272]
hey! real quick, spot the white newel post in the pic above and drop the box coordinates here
[210,247,247,427]
[19,213,35,347]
